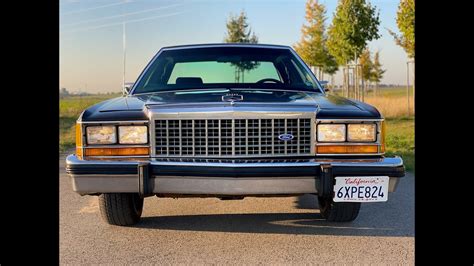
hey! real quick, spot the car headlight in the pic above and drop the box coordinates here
[86,126,117,144]
[118,126,148,144]
[347,124,376,142]
[317,124,346,142]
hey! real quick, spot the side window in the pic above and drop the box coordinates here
[290,59,315,86]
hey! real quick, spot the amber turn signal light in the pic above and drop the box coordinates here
[84,147,150,156]
[380,121,386,153]
[316,145,379,154]
[75,123,83,157]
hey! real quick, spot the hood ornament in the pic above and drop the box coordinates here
[222,93,243,105]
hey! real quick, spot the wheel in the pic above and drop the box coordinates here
[98,193,144,226]
[318,196,361,222]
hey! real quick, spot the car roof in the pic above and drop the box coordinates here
[160,43,292,51]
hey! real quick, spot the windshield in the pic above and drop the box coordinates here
[132,46,323,94]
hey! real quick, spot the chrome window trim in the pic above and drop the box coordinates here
[160,44,290,51]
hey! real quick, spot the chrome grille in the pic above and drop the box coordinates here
[154,118,312,157]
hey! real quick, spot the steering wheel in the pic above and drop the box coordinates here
[256,78,283,84]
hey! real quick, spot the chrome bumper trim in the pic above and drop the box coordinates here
[66,155,404,195]
[66,155,403,168]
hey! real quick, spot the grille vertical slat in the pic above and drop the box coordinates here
[271,119,274,155]
[155,118,312,157]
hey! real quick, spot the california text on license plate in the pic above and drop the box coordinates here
[333,176,389,202]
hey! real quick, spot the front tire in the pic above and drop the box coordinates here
[318,196,360,222]
[99,193,144,226]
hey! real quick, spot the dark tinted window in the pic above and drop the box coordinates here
[133,46,322,94]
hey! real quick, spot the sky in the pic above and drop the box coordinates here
[60,0,411,94]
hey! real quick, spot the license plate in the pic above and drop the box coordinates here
[333,176,389,202]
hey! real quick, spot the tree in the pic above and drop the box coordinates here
[224,10,259,82]
[369,51,385,97]
[324,54,339,89]
[388,0,414,58]
[224,10,258,43]
[294,0,338,80]
[359,48,372,82]
[60,87,69,96]
[327,0,381,99]
[388,0,414,115]
[358,48,372,98]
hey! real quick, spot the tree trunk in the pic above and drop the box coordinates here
[361,76,365,102]
[375,82,378,98]
[354,52,358,101]
[332,75,335,90]
[343,67,346,97]
[406,61,410,116]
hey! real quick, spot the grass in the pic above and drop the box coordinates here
[332,87,414,118]
[59,94,121,152]
[59,89,414,171]
[384,116,414,171]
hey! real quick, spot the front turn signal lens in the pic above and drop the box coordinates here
[381,121,386,153]
[316,145,379,154]
[84,147,149,156]
[75,122,83,157]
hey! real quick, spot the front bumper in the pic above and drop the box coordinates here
[65,155,405,196]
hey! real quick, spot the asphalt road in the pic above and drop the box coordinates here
[60,152,414,264]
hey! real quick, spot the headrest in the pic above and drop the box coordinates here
[175,77,203,86]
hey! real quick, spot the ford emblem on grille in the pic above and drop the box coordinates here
[278,133,294,141]
[222,93,243,103]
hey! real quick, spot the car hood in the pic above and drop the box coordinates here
[81,89,381,121]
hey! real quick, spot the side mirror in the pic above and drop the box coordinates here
[123,82,134,96]
[319,80,330,92]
